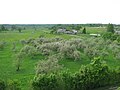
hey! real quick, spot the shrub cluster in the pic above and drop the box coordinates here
[0,80,21,90]
[36,55,62,75]
[32,57,120,90]
[35,38,81,61]
[102,32,120,42]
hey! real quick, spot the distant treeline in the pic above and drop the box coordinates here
[0,24,120,31]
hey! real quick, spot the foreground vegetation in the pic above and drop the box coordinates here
[0,24,120,90]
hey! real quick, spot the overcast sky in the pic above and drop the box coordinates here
[0,0,120,24]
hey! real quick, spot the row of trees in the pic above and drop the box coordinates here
[50,23,115,35]
[0,25,22,33]
[50,24,82,31]
[0,25,8,32]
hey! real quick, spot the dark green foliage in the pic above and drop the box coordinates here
[107,23,114,33]
[102,32,112,40]
[50,24,82,32]
[0,80,21,90]
[7,80,21,90]
[0,80,6,90]
[0,25,6,31]
[62,57,111,90]
[82,27,86,34]
[18,28,22,33]
[32,74,58,90]
[32,57,120,90]
[102,32,120,41]
[117,36,120,42]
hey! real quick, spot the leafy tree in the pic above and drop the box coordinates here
[1,25,6,31]
[0,25,7,31]
[36,55,62,75]
[15,52,25,71]
[0,80,6,90]
[82,27,86,34]
[32,73,58,90]
[7,80,21,90]
[18,28,22,33]
[102,32,112,40]
[107,23,114,33]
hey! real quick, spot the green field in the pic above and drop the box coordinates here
[0,27,120,90]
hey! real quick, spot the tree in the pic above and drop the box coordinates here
[15,52,25,71]
[0,25,6,32]
[107,23,114,33]
[18,28,21,33]
[82,27,86,34]
[36,55,62,75]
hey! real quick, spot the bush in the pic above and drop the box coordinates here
[0,80,21,90]
[36,44,52,55]
[84,47,100,58]
[72,51,81,61]
[37,42,63,55]
[7,80,21,90]
[59,44,80,60]
[20,45,37,58]
[32,73,58,90]
[107,23,114,33]
[102,32,112,40]
[32,57,120,90]
[0,80,6,90]
[117,36,120,43]
[36,55,62,75]
[82,27,86,34]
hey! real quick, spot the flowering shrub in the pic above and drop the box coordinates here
[36,55,62,75]
[20,45,37,58]
[59,44,80,60]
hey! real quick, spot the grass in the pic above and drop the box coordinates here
[86,27,107,34]
[0,27,119,90]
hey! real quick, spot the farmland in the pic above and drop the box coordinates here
[0,25,120,90]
